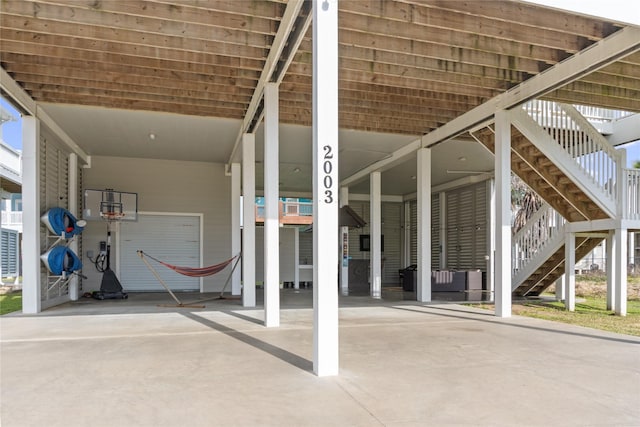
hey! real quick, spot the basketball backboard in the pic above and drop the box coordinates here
[83,189,138,221]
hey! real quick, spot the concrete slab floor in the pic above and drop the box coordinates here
[1,289,639,427]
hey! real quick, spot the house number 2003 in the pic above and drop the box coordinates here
[322,145,335,204]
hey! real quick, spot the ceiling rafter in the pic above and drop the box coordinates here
[340,24,640,188]
[2,54,261,83]
[340,1,593,52]
[0,40,264,71]
[31,0,280,35]
[300,31,552,75]
[340,12,580,64]
[409,0,620,39]
[1,16,272,53]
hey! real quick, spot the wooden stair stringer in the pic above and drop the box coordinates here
[514,236,605,297]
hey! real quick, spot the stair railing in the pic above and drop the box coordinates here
[625,168,640,220]
[522,100,621,207]
[512,202,566,278]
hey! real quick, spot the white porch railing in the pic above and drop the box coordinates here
[1,210,22,226]
[523,100,622,208]
[512,203,566,279]
[573,105,633,134]
[626,168,640,220]
[283,199,313,217]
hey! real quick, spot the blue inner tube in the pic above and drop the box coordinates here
[42,207,85,238]
[41,246,82,275]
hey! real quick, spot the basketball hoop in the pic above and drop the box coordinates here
[101,212,126,222]
[84,188,137,222]
[82,188,137,301]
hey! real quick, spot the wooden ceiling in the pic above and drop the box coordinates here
[1,0,640,139]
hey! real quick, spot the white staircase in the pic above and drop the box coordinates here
[514,100,623,219]
[511,203,566,290]
[473,99,636,296]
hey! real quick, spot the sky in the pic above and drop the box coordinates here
[1,1,639,166]
[0,96,21,151]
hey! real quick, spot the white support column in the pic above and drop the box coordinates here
[614,227,628,316]
[606,231,616,311]
[494,110,512,318]
[487,179,496,301]
[416,148,432,302]
[242,134,256,308]
[264,82,280,328]
[312,0,339,377]
[231,163,242,295]
[565,232,576,312]
[340,186,349,296]
[370,171,382,299]
[22,116,41,314]
[68,153,79,301]
[294,227,300,290]
[555,276,566,302]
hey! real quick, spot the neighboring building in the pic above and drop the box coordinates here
[1,106,22,284]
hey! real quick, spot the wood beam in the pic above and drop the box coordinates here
[20,78,251,106]
[336,44,532,83]
[227,0,311,163]
[339,10,575,64]
[412,0,620,40]
[7,64,256,91]
[0,27,267,63]
[26,0,279,35]
[0,12,271,50]
[0,52,260,81]
[31,93,246,119]
[0,40,264,71]
[341,1,595,53]
[302,32,549,75]
[25,85,248,113]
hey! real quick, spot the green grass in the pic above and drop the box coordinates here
[516,298,640,337]
[475,297,640,337]
[0,292,22,315]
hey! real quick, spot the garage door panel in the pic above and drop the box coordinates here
[120,214,200,291]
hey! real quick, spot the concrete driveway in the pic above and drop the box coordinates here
[1,289,639,426]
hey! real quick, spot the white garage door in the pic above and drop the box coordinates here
[119,214,201,291]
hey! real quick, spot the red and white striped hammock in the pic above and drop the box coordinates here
[137,250,238,277]
[136,250,242,308]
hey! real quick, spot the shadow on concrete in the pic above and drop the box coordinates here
[180,311,313,373]
[391,305,640,345]
[222,309,264,325]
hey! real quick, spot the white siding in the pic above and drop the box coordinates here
[382,202,402,284]
[299,230,313,264]
[446,182,487,270]
[408,181,489,272]
[347,200,403,285]
[431,194,441,269]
